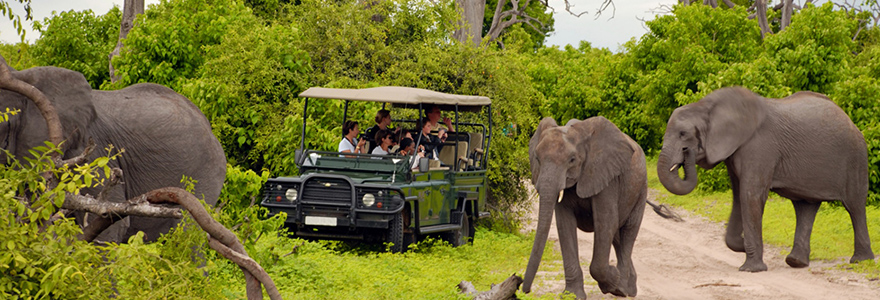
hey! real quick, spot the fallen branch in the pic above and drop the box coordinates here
[147,187,281,300]
[459,273,522,300]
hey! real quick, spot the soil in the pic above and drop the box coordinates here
[522,187,880,299]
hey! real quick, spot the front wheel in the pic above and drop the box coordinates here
[387,213,405,253]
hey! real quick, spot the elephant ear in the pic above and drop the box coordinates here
[529,117,558,184]
[703,87,767,165]
[570,117,633,198]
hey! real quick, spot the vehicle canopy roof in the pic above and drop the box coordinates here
[299,86,491,112]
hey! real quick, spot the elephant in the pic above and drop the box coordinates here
[1,62,227,243]
[522,116,648,298]
[657,86,874,272]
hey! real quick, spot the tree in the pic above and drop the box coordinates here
[0,0,33,41]
[109,0,144,83]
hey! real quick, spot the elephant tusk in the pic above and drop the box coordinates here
[669,164,680,172]
[557,192,564,203]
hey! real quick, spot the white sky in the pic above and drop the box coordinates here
[0,0,830,52]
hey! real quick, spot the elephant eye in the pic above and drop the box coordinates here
[569,156,576,164]
[679,131,685,137]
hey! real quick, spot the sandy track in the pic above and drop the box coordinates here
[524,188,880,299]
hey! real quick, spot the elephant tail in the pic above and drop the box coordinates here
[647,200,683,222]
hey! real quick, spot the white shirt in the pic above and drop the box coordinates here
[338,137,358,153]
[371,147,389,155]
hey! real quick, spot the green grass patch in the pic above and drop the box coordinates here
[207,228,566,299]
[647,156,880,273]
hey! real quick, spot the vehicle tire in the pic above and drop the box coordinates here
[387,212,405,253]
[447,212,473,247]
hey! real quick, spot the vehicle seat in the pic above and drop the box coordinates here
[468,133,483,168]
[438,141,468,170]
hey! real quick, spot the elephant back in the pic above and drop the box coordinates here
[89,83,227,206]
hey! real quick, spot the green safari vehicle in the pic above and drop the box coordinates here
[260,86,492,252]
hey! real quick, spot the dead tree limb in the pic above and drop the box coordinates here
[109,0,144,83]
[0,55,63,159]
[147,187,282,300]
[459,273,523,300]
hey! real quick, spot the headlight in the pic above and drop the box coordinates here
[285,188,298,201]
[362,193,376,207]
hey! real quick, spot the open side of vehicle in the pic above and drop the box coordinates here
[260,86,492,252]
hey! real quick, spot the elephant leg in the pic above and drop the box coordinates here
[737,177,769,272]
[842,190,874,263]
[611,204,643,297]
[786,200,819,268]
[725,170,745,252]
[554,200,587,299]
[588,193,623,296]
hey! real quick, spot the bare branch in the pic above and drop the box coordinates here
[147,187,281,300]
[208,237,281,300]
[60,138,96,166]
[0,55,63,157]
[63,192,183,219]
[721,0,736,8]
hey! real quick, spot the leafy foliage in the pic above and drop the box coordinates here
[30,7,121,88]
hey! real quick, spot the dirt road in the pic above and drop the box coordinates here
[524,188,880,299]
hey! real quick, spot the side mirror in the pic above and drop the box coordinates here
[294,149,304,164]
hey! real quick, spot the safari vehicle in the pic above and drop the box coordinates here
[260,86,492,252]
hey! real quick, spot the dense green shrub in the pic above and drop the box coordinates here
[30,7,121,88]
[107,0,256,90]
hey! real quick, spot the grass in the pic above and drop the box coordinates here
[208,228,566,299]
[646,156,880,275]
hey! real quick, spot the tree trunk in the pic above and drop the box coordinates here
[454,0,485,46]
[780,0,794,31]
[109,0,144,83]
[755,0,773,38]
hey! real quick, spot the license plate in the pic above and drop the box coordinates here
[305,216,338,226]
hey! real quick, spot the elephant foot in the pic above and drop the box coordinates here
[850,251,875,264]
[561,288,587,300]
[738,260,768,272]
[785,254,809,268]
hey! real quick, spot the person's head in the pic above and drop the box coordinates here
[375,129,393,147]
[420,117,432,135]
[398,137,415,154]
[374,109,391,127]
[343,120,360,137]
[426,105,442,122]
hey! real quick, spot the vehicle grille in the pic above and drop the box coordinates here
[301,177,353,203]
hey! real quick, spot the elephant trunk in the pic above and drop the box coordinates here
[522,191,557,293]
[657,147,698,195]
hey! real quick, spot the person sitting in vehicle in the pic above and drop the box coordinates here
[371,129,394,156]
[426,104,455,132]
[416,117,442,160]
[364,109,400,153]
[338,120,366,157]
[396,137,424,169]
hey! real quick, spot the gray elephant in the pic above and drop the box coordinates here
[522,116,647,298]
[2,63,227,243]
[657,86,873,272]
